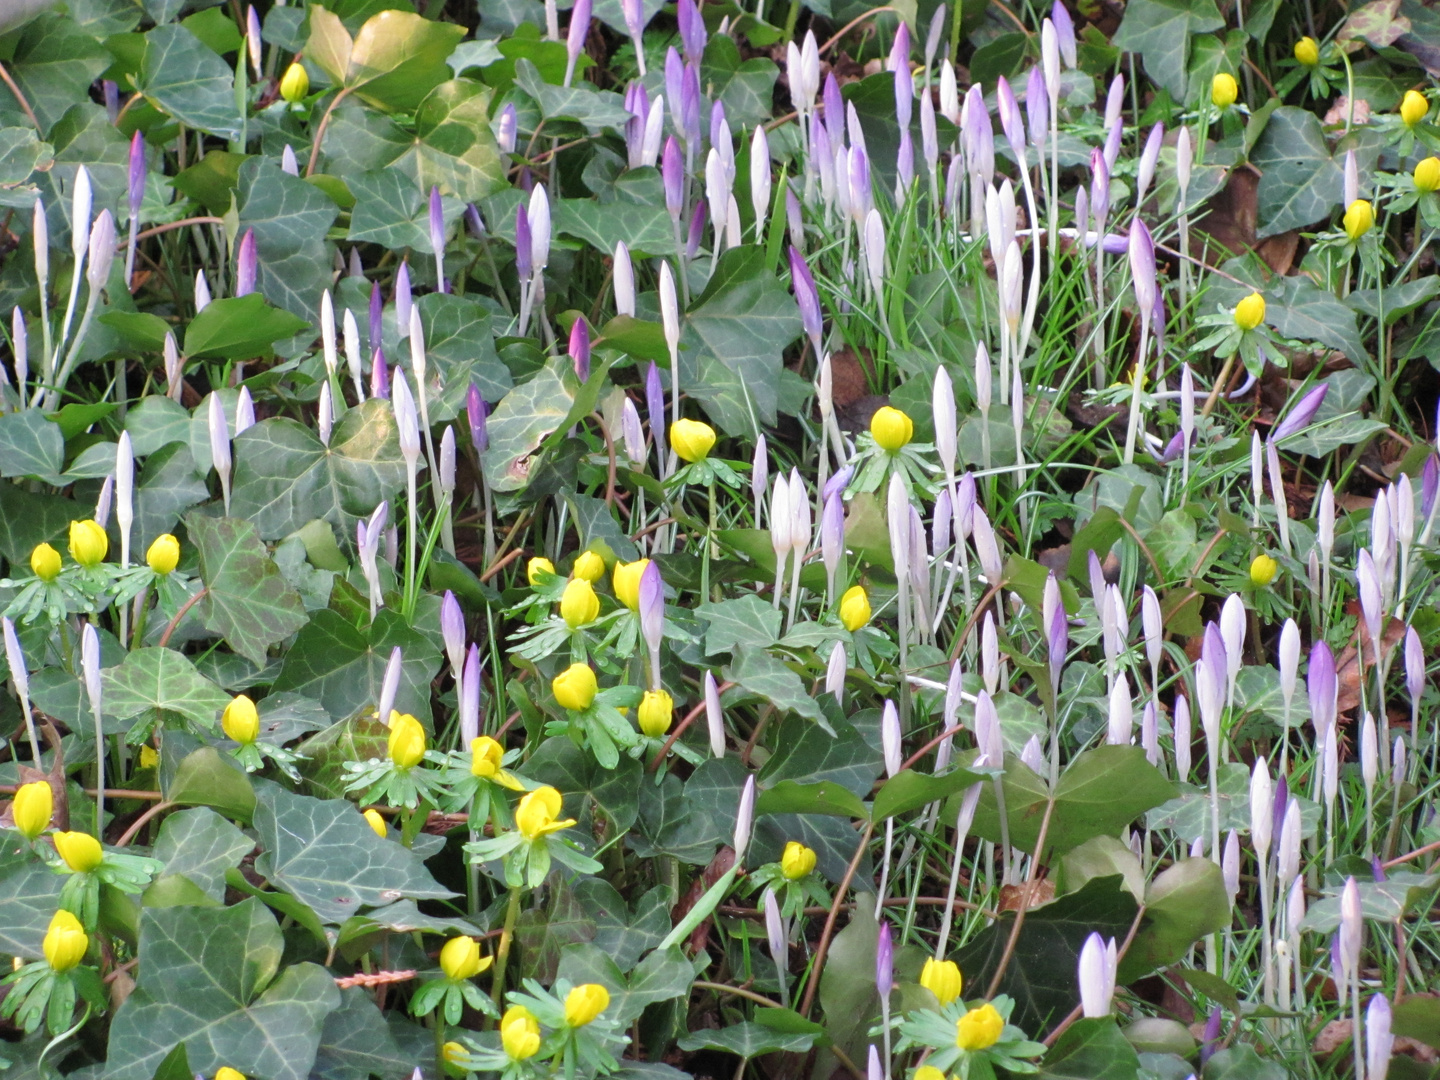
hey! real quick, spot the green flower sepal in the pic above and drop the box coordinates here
[230,737,306,783]
[444,1034,544,1080]
[437,747,530,820]
[342,751,444,810]
[544,685,643,771]
[54,852,164,929]
[665,456,746,492]
[847,434,939,499]
[0,961,106,1036]
[747,862,831,920]
[506,979,629,1078]
[412,972,500,1025]
[0,569,96,626]
[895,995,1045,1079]
[1191,306,1279,380]
[466,827,604,889]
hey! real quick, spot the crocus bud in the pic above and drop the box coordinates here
[460,643,481,746]
[376,646,404,723]
[763,887,785,962]
[704,670,725,757]
[1078,933,1117,1017]
[496,104,517,154]
[568,317,591,382]
[639,559,664,682]
[1135,123,1164,206]
[881,699,902,776]
[1272,383,1327,441]
[734,775,756,862]
[529,184,551,272]
[1129,218,1156,327]
[393,370,421,466]
[235,228,257,297]
[1107,675,1133,745]
[565,0,591,85]
[788,247,823,353]
[825,639,847,701]
[1176,127,1193,200]
[876,921,893,999]
[646,362,666,464]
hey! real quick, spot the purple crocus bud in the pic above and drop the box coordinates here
[515,205,532,280]
[1052,0,1076,67]
[459,643,482,745]
[1136,123,1164,206]
[369,281,384,359]
[1271,383,1328,442]
[646,361,667,463]
[733,775,756,862]
[875,922,893,999]
[1308,640,1337,735]
[1129,218,1156,328]
[639,559,663,682]
[395,261,412,332]
[371,350,389,399]
[821,492,844,596]
[1357,548,1383,658]
[235,229,257,296]
[662,136,684,220]
[565,0,591,85]
[709,100,728,157]
[677,0,706,63]
[681,62,702,145]
[665,48,685,124]
[848,144,871,221]
[686,201,705,259]
[128,131,145,222]
[962,85,994,184]
[1026,65,1049,148]
[622,0,645,51]
[495,103,517,154]
[1421,456,1438,522]
[1406,624,1424,703]
[1368,994,1395,1080]
[1198,1006,1222,1066]
[466,383,489,455]
[1046,573,1067,696]
[788,247,822,352]
[823,465,854,501]
[1089,149,1110,231]
[465,203,486,238]
[823,73,844,149]
[569,317,590,381]
[429,185,445,254]
[103,80,120,123]
[892,43,913,129]
[437,590,466,685]
[995,75,1025,159]
[1344,148,1359,208]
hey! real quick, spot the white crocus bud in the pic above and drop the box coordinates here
[321,290,338,381]
[528,184,551,274]
[733,776,756,863]
[115,432,134,568]
[705,671,725,757]
[318,382,334,446]
[614,243,636,317]
[209,393,232,512]
[750,126,771,242]
[826,639,847,702]
[343,307,364,400]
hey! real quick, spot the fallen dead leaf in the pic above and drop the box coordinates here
[999,878,1056,913]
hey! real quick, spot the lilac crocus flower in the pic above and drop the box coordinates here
[875,922,893,999]
[1129,218,1156,331]
[369,281,384,359]
[622,0,647,74]
[235,229,257,296]
[687,202,706,259]
[823,73,844,148]
[565,0,591,86]
[459,643,482,745]
[429,186,448,292]
[1052,0,1076,66]
[788,247,822,353]
[1271,383,1328,442]
[704,671,724,757]
[395,261,412,332]
[515,204,532,281]
[681,62,701,146]
[646,361,667,463]
[127,131,145,225]
[639,559,663,687]
[663,137,684,221]
[568,317,590,381]
[678,0,706,62]
[466,384,488,456]
[1078,933,1117,1017]
[733,776,756,862]
[371,349,389,399]
[995,75,1025,158]
[1026,65,1049,149]
[440,590,465,679]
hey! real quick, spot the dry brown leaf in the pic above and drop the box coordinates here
[999,879,1056,913]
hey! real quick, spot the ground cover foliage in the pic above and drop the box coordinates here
[0,0,1438,1077]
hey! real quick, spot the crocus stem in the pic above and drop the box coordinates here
[874,817,894,919]
[433,1010,447,1079]
[491,884,523,1010]
[1122,322,1151,464]
[405,463,418,618]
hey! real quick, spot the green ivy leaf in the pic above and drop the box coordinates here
[104,899,341,1080]
[1250,107,1341,237]
[183,294,311,360]
[678,1022,817,1057]
[0,848,66,960]
[251,783,457,924]
[0,410,65,482]
[136,24,242,139]
[165,746,258,821]
[0,14,109,132]
[153,807,256,902]
[307,7,465,112]
[99,646,232,731]
[1118,857,1231,981]
[1110,0,1225,103]
[312,987,413,1080]
[188,514,309,669]
[1039,1017,1142,1080]
[234,157,338,323]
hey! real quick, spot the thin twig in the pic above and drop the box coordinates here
[305,87,352,177]
[115,800,174,847]
[158,588,207,648]
[985,798,1056,999]
[0,61,39,130]
[132,217,225,244]
[649,682,735,772]
[799,820,875,1018]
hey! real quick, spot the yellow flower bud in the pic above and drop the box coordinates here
[138,745,159,769]
[1293,36,1319,66]
[1415,157,1440,193]
[1344,199,1374,241]
[515,785,575,839]
[780,840,816,879]
[956,1002,1004,1051]
[552,663,598,711]
[670,418,717,462]
[387,712,427,769]
[564,983,610,1027]
[280,62,310,104]
[1400,89,1428,128]
[870,406,913,452]
[1211,72,1238,109]
[43,909,88,972]
[215,1068,247,1080]
[840,585,872,632]
[560,577,601,628]
[912,1068,947,1080]
[572,550,606,582]
[1250,553,1279,587]
[221,694,260,745]
[612,558,650,610]
[30,542,62,581]
[920,957,963,1006]
[363,809,388,838]
[53,830,103,873]
[440,935,491,980]
[527,557,555,585]
[147,534,180,575]
[501,1006,541,1061]
[637,689,673,737]
[12,781,53,840]
[68,519,108,568]
[1233,292,1266,331]
[442,1042,467,1068]
[470,736,504,778]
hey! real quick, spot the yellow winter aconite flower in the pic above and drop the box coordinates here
[637,689,673,737]
[1344,199,1374,241]
[215,1068,247,1080]
[527,556,555,585]
[222,694,260,745]
[363,809,388,838]
[515,786,576,839]
[840,586,872,632]
[564,983,610,1027]
[1415,157,1440,193]
[53,831,103,873]
[552,663,598,711]
[501,1006,542,1060]
[1400,89,1428,127]
[442,1042,467,1067]
[30,542,61,581]
[147,534,180,575]
[956,1003,1004,1051]
[1293,36,1319,66]
[43,909,88,972]
[912,1068,947,1080]
[572,550,606,582]
[870,406,913,452]
[1211,72,1238,108]
[439,935,491,980]
[12,781,53,840]
[68,520,108,568]
[387,712,427,769]
[1233,292,1266,331]
[1250,553,1279,587]
[279,62,309,104]
[781,840,816,879]
[138,745,159,769]
[920,958,963,1006]
[560,577,600,628]
[670,418,717,462]
[470,737,525,790]
[612,558,650,610]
